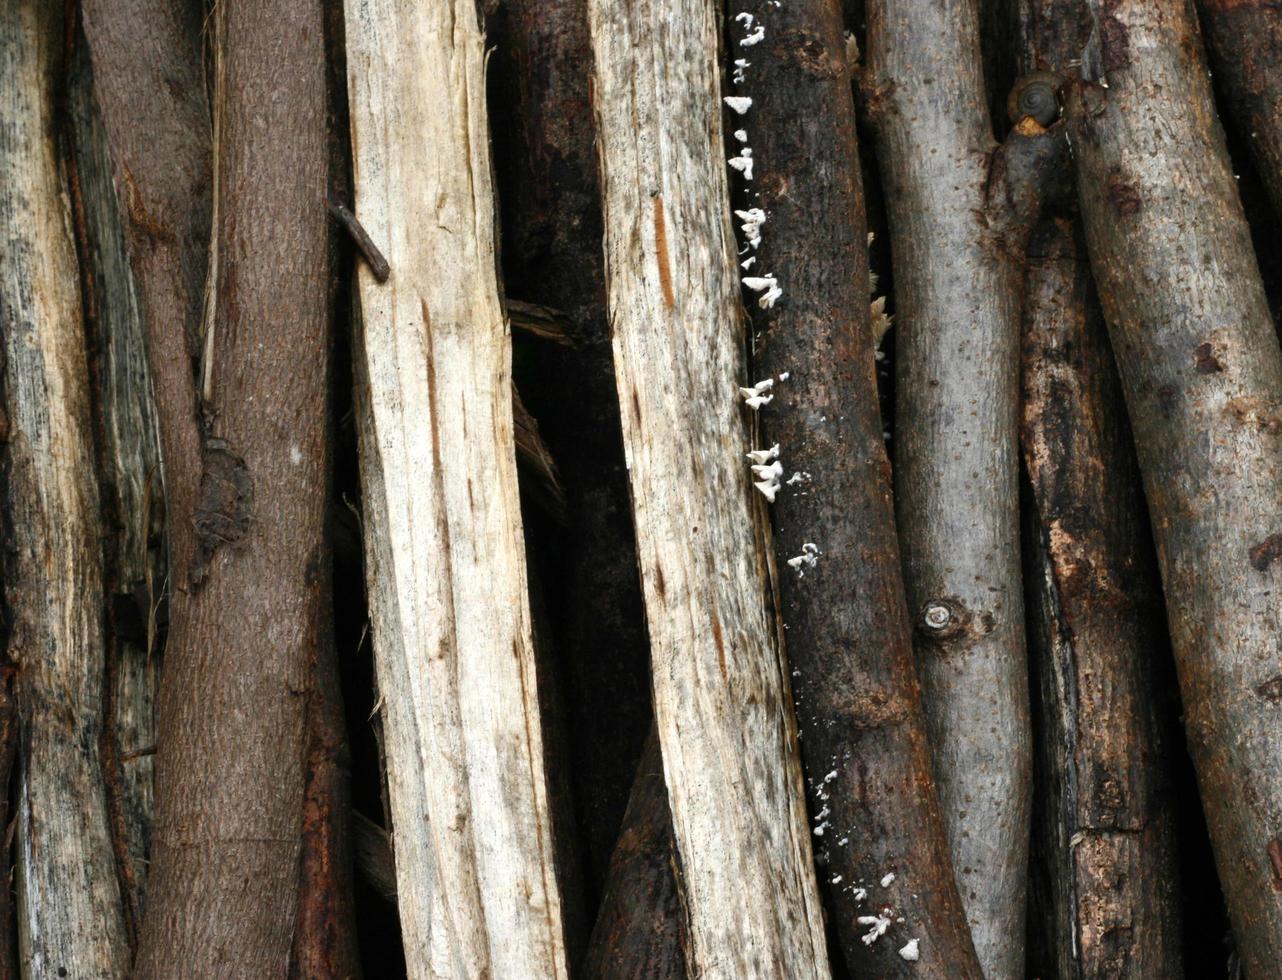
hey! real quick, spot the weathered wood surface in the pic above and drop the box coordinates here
[1197,0,1282,218]
[865,0,1067,970]
[65,36,167,943]
[1066,0,1282,970]
[588,0,830,974]
[0,3,130,975]
[724,1,982,974]
[1020,217,1183,978]
[346,0,569,975]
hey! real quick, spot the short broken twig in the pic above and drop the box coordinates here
[328,198,390,283]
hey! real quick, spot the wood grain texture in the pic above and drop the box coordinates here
[587,0,830,974]
[1020,217,1183,979]
[865,1,1067,971]
[724,1,983,975]
[345,1,568,975]
[65,36,167,943]
[1066,0,1282,970]
[0,3,130,975]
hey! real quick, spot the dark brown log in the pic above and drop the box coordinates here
[490,0,653,902]
[581,729,685,980]
[84,0,332,970]
[1020,216,1183,978]
[1196,0,1282,218]
[724,1,980,974]
[865,0,1066,969]
[1065,0,1282,971]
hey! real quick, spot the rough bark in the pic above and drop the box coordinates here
[102,0,331,970]
[865,0,1065,971]
[723,1,981,975]
[65,30,167,944]
[587,0,830,973]
[582,729,685,980]
[345,1,569,975]
[1196,0,1282,218]
[490,0,653,904]
[1065,0,1282,971]
[1020,217,1183,978]
[0,3,130,975]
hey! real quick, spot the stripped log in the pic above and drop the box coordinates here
[724,0,981,974]
[582,729,685,979]
[65,32,167,941]
[865,0,1066,969]
[1020,217,1183,978]
[588,0,830,973]
[1196,0,1282,217]
[346,0,568,975]
[0,2,129,974]
[1065,0,1282,970]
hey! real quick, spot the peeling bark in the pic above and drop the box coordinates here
[587,0,830,973]
[1196,0,1282,218]
[582,729,685,980]
[724,1,981,975]
[0,3,129,974]
[1020,216,1183,978]
[1065,0,1282,970]
[865,0,1065,970]
[345,0,569,974]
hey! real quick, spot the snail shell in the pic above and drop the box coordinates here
[1007,71,1061,127]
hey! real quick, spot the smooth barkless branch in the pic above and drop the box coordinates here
[587,0,829,973]
[1066,0,1282,970]
[346,1,569,975]
[725,1,980,975]
[1196,0,1282,217]
[866,0,1064,971]
[0,4,129,973]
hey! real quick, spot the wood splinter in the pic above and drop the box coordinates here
[329,198,390,283]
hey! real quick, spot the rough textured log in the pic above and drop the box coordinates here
[490,0,653,903]
[1196,0,1282,217]
[588,0,829,973]
[724,1,981,975]
[1065,0,1282,971]
[0,3,130,974]
[65,32,167,942]
[345,1,568,975]
[104,0,330,970]
[865,0,1064,971]
[1020,217,1183,978]
[582,729,685,980]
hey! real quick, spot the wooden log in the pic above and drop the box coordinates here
[1065,0,1282,970]
[587,0,830,973]
[1020,217,1183,978]
[0,2,130,974]
[110,0,331,969]
[490,0,654,903]
[1196,0,1282,218]
[65,31,167,944]
[722,1,982,975]
[345,0,569,975]
[582,729,685,980]
[865,0,1065,969]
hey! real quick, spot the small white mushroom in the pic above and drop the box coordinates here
[723,96,753,115]
[898,939,920,962]
[745,444,780,465]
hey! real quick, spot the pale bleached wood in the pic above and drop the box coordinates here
[587,0,830,975]
[0,3,129,976]
[345,2,568,976]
